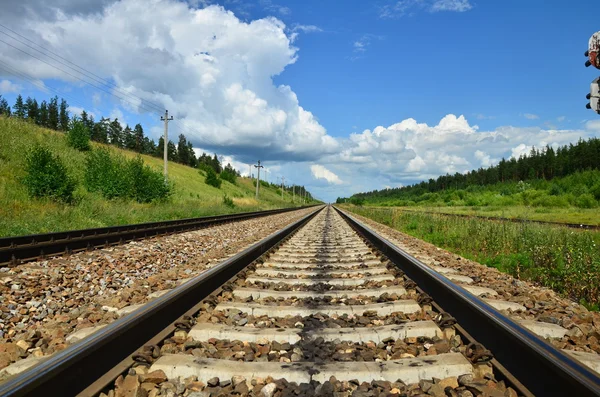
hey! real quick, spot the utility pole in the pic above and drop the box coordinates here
[254,160,264,200]
[161,110,173,180]
[281,176,285,200]
[292,184,295,203]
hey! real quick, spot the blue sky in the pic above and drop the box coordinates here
[0,0,599,201]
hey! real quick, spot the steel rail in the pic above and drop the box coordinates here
[335,206,600,396]
[0,206,323,396]
[0,205,318,266]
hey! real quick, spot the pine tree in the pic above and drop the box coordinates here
[143,137,156,155]
[80,110,89,129]
[0,96,11,116]
[92,117,109,143]
[211,153,222,173]
[85,115,95,136]
[133,124,144,153]
[186,141,197,167]
[13,95,25,119]
[177,134,189,165]
[24,97,33,120]
[123,125,136,150]
[27,98,39,123]
[48,96,59,130]
[155,136,165,158]
[39,100,49,127]
[167,140,177,161]
[59,99,69,131]
[108,119,123,147]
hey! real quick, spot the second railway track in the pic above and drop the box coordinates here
[1,205,599,396]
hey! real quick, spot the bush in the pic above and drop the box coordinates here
[549,184,562,196]
[204,167,221,188]
[349,197,364,206]
[67,120,90,151]
[126,156,172,203]
[84,148,171,202]
[84,148,129,199]
[574,193,597,209]
[591,183,600,200]
[222,194,234,208]
[22,145,76,203]
[220,169,237,184]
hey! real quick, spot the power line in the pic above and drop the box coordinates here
[0,26,223,148]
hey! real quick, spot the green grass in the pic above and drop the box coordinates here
[0,116,313,236]
[344,205,600,309]
[375,206,600,226]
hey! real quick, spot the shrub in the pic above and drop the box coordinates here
[84,148,129,199]
[591,183,600,200]
[84,148,171,202]
[126,156,172,203]
[204,167,221,188]
[22,145,76,203]
[549,184,562,196]
[67,120,90,151]
[220,169,237,184]
[222,194,234,208]
[349,197,364,206]
[574,193,597,209]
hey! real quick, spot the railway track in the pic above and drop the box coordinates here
[0,206,315,267]
[1,205,599,396]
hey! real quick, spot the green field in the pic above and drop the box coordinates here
[344,205,600,309]
[380,206,600,226]
[0,117,313,236]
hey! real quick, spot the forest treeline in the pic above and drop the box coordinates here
[0,94,238,175]
[341,137,600,204]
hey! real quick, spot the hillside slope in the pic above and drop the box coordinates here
[0,117,311,236]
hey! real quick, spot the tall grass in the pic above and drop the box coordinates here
[348,206,600,309]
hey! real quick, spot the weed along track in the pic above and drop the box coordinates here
[1,206,600,396]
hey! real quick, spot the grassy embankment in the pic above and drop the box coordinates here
[0,117,312,236]
[343,205,600,310]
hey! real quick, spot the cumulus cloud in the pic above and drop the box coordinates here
[322,114,599,196]
[0,79,21,94]
[379,0,472,18]
[0,0,337,162]
[523,113,539,120]
[310,164,342,185]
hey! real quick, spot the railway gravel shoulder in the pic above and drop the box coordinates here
[342,208,600,367]
[0,207,315,376]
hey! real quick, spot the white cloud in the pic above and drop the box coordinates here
[585,119,600,131]
[310,164,342,185]
[68,106,96,119]
[430,0,472,12]
[350,34,384,60]
[557,116,566,122]
[0,0,337,162]
[0,79,21,94]
[292,24,322,33]
[380,0,472,18]
[523,113,539,120]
